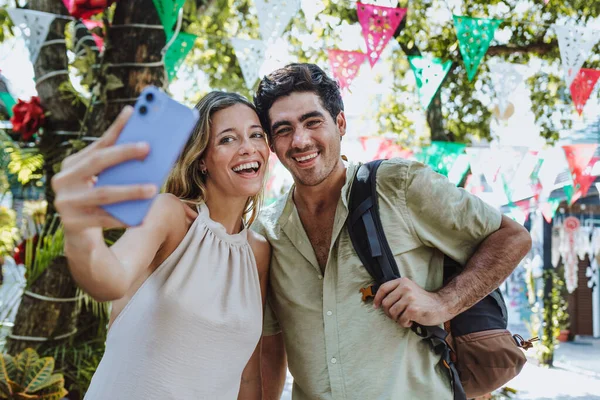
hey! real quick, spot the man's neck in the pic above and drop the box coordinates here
[293,160,347,215]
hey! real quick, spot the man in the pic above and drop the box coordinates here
[252,63,532,399]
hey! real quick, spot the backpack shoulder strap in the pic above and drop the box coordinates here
[346,160,400,299]
[346,159,467,400]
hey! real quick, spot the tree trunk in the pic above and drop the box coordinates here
[7,0,165,355]
[84,0,167,137]
[395,22,448,142]
[426,89,447,142]
[7,257,79,354]
[6,0,84,355]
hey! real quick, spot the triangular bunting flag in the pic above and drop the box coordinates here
[301,0,325,26]
[489,61,524,116]
[357,2,407,67]
[416,141,466,177]
[453,15,502,81]
[327,49,367,92]
[541,198,561,223]
[255,0,300,42]
[447,153,470,185]
[0,92,16,117]
[359,136,412,161]
[7,9,56,63]
[408,56,452,110]
[536,147,570,202]
[570,68,600,116]
[465,147,497,193]
[564,183,574,205]
[152,0,186,33]
[514,199,533,222]
[82,19,104,49]
[498,146,530,203]
[555,24,599,86]
[231,38,266,90]
[563,143,598,204]
[164,32,197,82]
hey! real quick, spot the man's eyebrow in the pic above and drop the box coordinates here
[271,119,291,132]
[271,111,326,132]
[299,111,325,122]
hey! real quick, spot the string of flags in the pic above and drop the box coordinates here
[5,1,599,115]
[322,3,599,119]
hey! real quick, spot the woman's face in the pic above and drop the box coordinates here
[202,103,269,200]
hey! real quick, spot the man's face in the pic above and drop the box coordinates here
[268,92,346,187]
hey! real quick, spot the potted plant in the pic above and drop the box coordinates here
[0,348,68,399]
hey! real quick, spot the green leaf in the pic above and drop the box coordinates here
[7,150,44,186]
[39,387,68,400]
[0,354,16,391]
[15,349,39,387]
[32,374,63,393]
[0,380,10,398]
[23,358,54,393]
[105,74,124,92]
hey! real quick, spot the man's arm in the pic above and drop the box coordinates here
[374,215,531,326]
[261,333,287,400]
[437,215,531,317]
[373,161,531,327]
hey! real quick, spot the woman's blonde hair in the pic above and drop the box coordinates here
[164,91,266,226]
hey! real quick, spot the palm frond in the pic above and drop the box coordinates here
[76,289,111,326]
[26,215,64,287]
[0,129,44,185]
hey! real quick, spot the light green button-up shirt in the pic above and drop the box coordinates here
[253,159,502,400]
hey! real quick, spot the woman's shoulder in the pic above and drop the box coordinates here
[247,230,271,275]
[146,193,197,234]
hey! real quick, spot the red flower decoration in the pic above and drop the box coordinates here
[10,96,46,141]
[13,234,39,266]
[62,0,117,19]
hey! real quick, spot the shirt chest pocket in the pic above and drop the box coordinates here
[337,219,422,288]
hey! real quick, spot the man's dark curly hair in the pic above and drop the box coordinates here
[254,63,344,141]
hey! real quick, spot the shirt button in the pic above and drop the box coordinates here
[326,310,333,316]
[318,275,323,280]
[331,357,337,364]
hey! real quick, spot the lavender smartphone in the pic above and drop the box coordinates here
[95,86,199,226]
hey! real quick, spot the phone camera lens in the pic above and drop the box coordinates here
[139,105,148,115]
[145,93,154,102]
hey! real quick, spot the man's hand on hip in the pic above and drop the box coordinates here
[373,277,452,328]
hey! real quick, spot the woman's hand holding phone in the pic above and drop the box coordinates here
[52,106,158,234]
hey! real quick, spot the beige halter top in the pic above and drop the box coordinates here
[84,203,263,400]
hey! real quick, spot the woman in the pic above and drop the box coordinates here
[52,92,271,399]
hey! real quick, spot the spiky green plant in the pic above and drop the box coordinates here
[24,215,64,288]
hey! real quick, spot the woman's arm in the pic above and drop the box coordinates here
[238,233,271,400]
[64,195,184,301]
[52,107,181,302]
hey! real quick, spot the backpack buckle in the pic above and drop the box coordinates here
[513,334,539,350]
[359,285,375,301]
